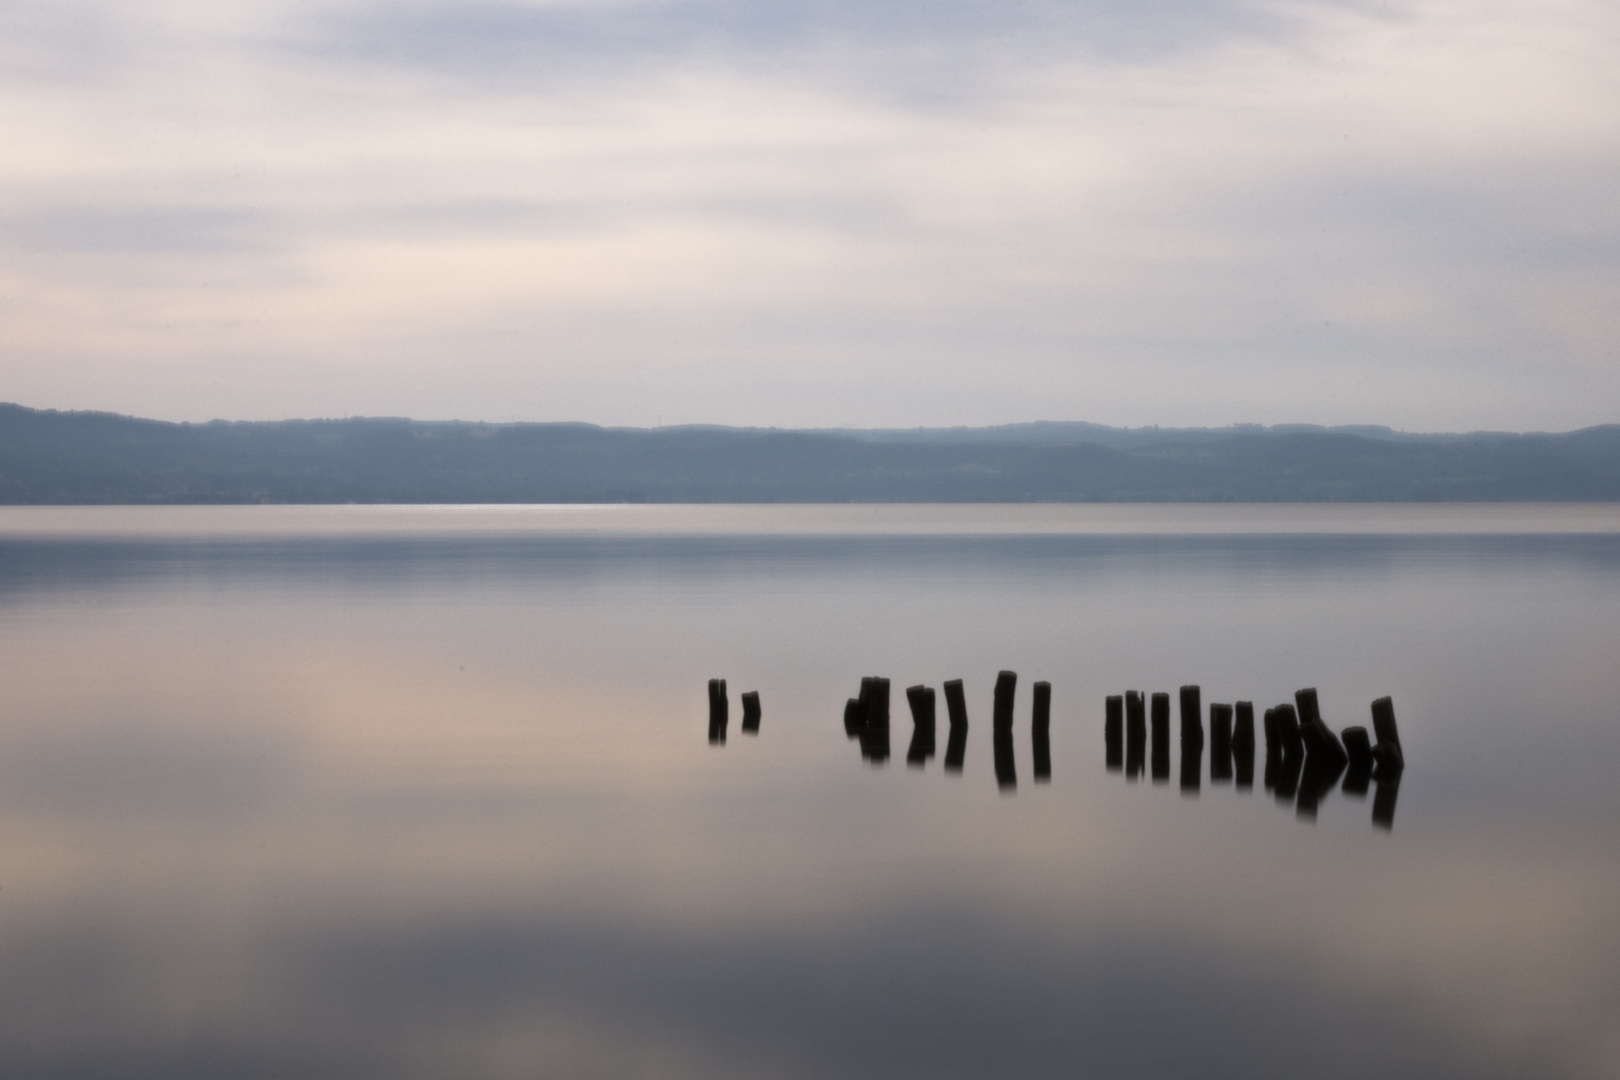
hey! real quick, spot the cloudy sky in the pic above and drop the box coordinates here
[1,0,1617,429]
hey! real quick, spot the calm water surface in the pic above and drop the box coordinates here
[1,505,1617,1079]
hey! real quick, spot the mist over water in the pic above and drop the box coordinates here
[0,506,1617,1079]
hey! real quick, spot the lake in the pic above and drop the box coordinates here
[1,505,1617,1079]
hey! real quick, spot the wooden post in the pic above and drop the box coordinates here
[1210,703,1233,783]
[1180,685,1203,743]
[1125,690,1146,780]
[1233,701,1255,790]
[1371,696,1405,771]
[1150,692,1170,782]
[943,678,968,773]
[1032,681,1051,781]
[1105,695,1123,772]
[993,670,1017,730]
[708,678,728,745]
[740,690,761,734]
[906,684,936,767]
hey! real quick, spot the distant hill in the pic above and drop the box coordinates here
[2,403,1618,503]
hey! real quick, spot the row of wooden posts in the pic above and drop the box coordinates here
[707,674,1406,824]
[842,670,1049,789]
[1105,686,1405,827]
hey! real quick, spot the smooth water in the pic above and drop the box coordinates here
[1,506,1617,1080]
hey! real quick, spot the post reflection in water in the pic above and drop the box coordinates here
[1105,690,1406,833]
[993,727,1017,791]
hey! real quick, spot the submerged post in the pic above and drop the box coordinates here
[943,678,968,773]
[1180,685,1203,743]
[906,684,937,767]
[1210,703,1234,783]
[1032,681,1051,781]
[1105,695,1124,772]
[1233,701,1255,790]
[1370,696,1405,771]
[1150,692,1170,782]
[993,670,1017,730]
[1126,690,1146,780]
[708,678,728,745]
[741,690,761,734]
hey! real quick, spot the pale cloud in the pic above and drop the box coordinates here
[0,0,1617,427]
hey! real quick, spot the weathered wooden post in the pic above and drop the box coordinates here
[844,697,864,738]
[1032,681,1051,781]
[1150,692,1170,782]
[1340,723,1373,797]
[860,677,890,763]
[741,690,761,734]
[906,684,936,767]
[708,678,728,745]
[943,678,968,773]
[1233,701,1255,790]
[1262,707,1280,791]
[1125,690,1146,780]
[1105,695,1123,772]
[1296,686,1348,767]
[993,670,1017,730]
[1370,696,1405,771]
[1210,703,1234,783]
[1180,685,1202,743]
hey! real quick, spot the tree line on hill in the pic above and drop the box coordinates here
[2,403,1618,503]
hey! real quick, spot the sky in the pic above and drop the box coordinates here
[1,0,1617,431]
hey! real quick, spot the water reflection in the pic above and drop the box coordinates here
[2,513,1617,1080]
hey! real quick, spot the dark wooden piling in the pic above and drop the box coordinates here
[858,676,890,764]
[944,722,968,773]
[1180,685,1203,743]
[1341,725,1372,766]
[1262,706,1279,753]
[905,684,936,767]
[844,698,864,738]
[993,727,1017,791]
[1371,696,1405,770]
[1105,695,1124,772]
[1370,696,1402,748]
[740,690,761,734]
[1031,682,1051,781]
[866,677,891,731]
[943,678,968,773]
[708,678,728,745]
[1150,692,1170,782]
[1301,717,1348,767]
[1295,687,1321,726]
[993,670,1017,730]
[1233,701,1255,790]
[1125,690,1146,780]
[944,679,969,728]
[1210,703,1234,783]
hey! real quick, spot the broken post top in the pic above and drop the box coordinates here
[1295,687,1321,725]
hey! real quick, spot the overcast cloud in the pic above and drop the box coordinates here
[1,0,1617,428]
